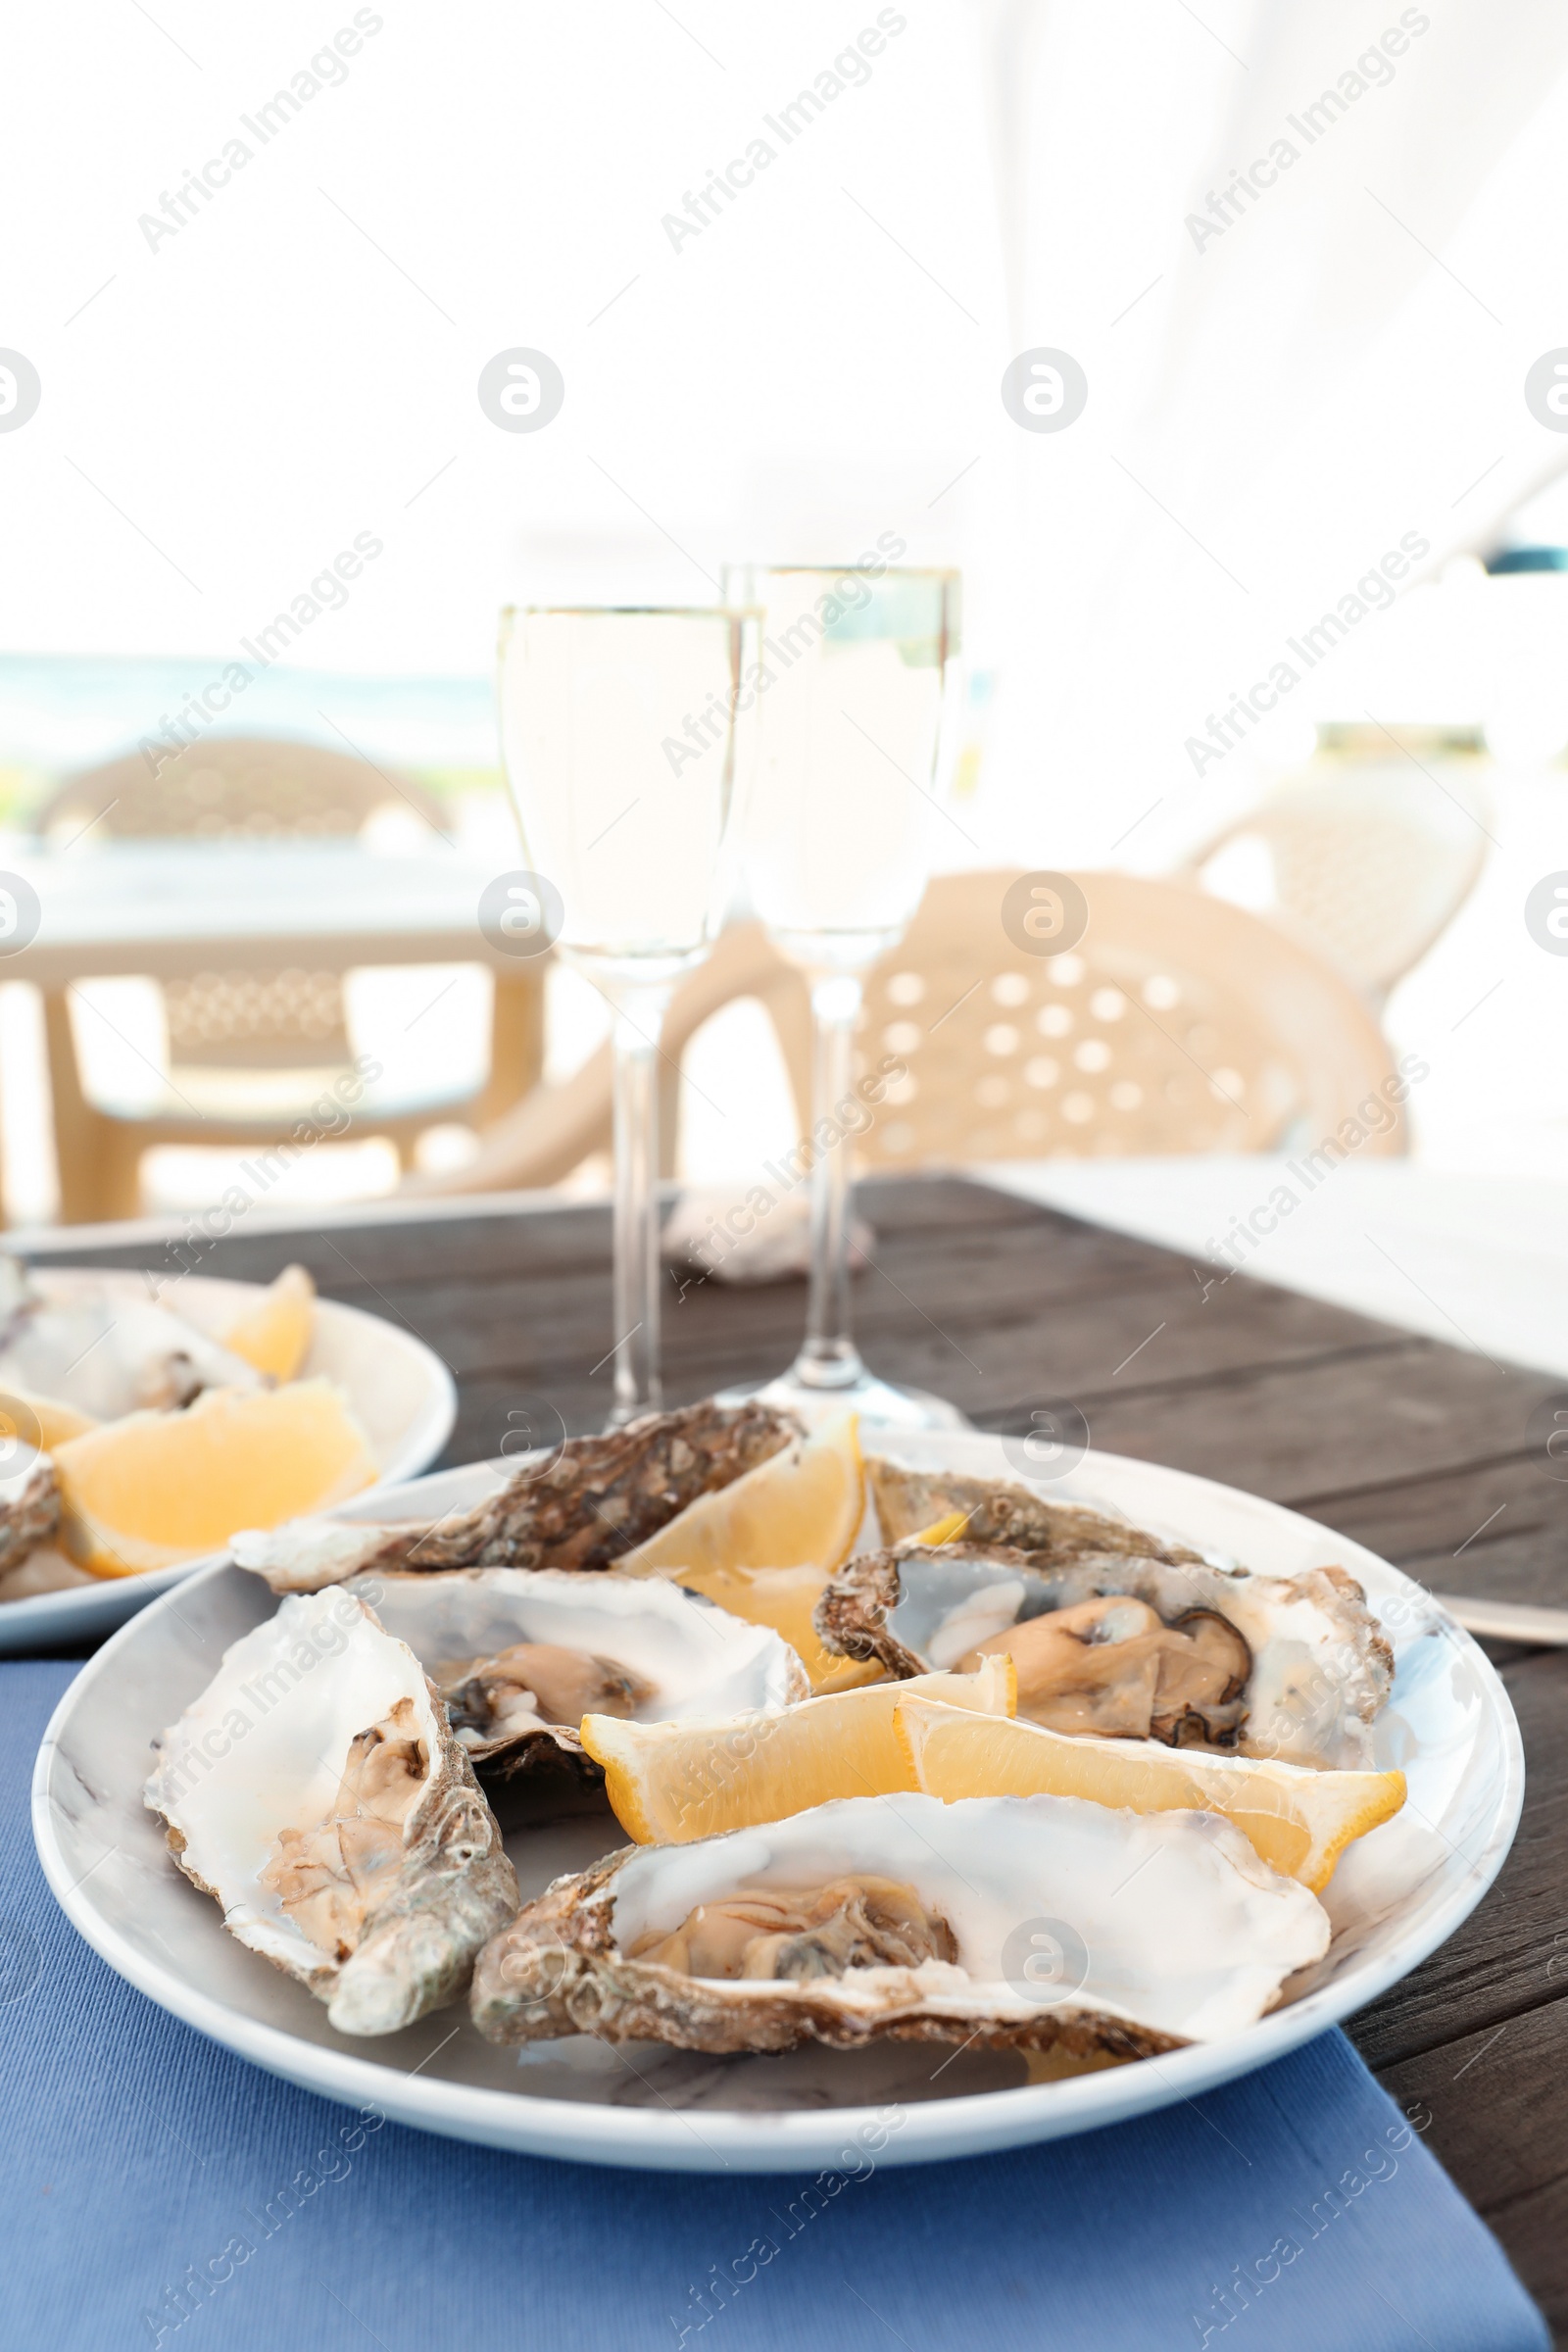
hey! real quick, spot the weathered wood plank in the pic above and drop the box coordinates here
[1348,1651,1568,2071]
[1065,1346,1558,1508]
[15,1173,1048,1283]
[1370,1995,1568,2219]
[1369,1997,1568,2340]
[1298,1455,1568,1583]
[20,1204,611,1289]
[1399,1526,1568,1614]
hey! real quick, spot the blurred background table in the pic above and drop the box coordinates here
[3,841,520,982]
[988,1156,1568,1382]
[1,838,544,1222]
[20,1168,1568,2332]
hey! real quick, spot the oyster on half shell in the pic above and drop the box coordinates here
[817,1539,1393,1769]
[868,1456,1202,1565]
[145,1589,518,2034]
[342,1568,808,1776]
[0,1449,60,1574]
[232,1399,797,1593]
[0,1255,263,1420]
[470,1791,1329,2057]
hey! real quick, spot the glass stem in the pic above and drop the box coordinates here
[606,980,673,1428]
[793,969,866,1392]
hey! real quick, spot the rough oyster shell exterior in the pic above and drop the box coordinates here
[0,1452,60,1572]
[145,1588,518,2034]
[470,1791,1328,2058]
[233,1399,797,1593]
[867,1457,1201,1563]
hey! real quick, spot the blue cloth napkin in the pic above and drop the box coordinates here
[5,1659,1547,2352]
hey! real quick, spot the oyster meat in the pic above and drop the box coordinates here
[232,1399,797,1593]
[145,1588,518,2034]
[341,1567,808,1775]
[626,1876,958,1980]
[471,1791,1329,2057]
[0,1256,262,1421]
[817,1538,1393,1769]
[442,1644,653,1742]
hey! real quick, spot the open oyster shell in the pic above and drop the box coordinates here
[817,1541,1393,1769]
[0,1254,262,1419]
[0,1450,60,1573]
[470,1791,1329,2057]
[232,1398,797,1593]
[343,1567,808,1776]
[145,1588,518,2034]
[867,1456,1203,1564]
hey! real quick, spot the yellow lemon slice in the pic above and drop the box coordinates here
[679,1491,970,1693]
[0,1388,99,1452]
[53,1377,378,1579]
[909,1509,971,1546]
[616,1412,866,1690]
[581,1654,1016,1844]
[619,1409,863,1578]
[221,1263,317,1383]
[894,1696,1405,1892]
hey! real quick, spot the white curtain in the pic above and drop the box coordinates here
[965,0,1568,864]
[7,0,1568,850]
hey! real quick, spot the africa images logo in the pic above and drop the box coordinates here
[477,872,565,958]
[1525,872,1568,955]
[0,350,41,432]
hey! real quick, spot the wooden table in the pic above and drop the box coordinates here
[24,1174,1568,2334]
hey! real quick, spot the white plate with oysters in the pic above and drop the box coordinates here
[34,1404,1522,2172]
[0,1258,457,1653]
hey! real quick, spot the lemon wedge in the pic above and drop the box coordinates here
[616,1410,867,1690]
[53,1377,378,1578]
[619,1409,863,1578]
[581,1654,1016,1844]
[221,1263,317,1383]
[894,1696,1405,1891]
[0,1388,98,1452]
[909,1509,971,1546]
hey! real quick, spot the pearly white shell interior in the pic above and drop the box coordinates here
[144,1589,437,1978]
[348,1568,802,1720]
[605,1791,1330,2043]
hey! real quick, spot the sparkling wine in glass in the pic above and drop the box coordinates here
[723,564,963,1428]
[496,605,759,1426]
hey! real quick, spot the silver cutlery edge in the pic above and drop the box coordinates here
[1427,1592,1568,1646]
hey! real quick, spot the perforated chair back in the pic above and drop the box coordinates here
[1183,759,1490,999]
[855,869,1407,1166]
[40,735,444,843]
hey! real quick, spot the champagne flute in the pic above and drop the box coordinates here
[722,564,963,1427]
[497,606,759,1426]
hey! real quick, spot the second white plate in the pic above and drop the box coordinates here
[0,1267,456,1653]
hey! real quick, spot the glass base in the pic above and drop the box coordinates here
[604,1396,660,1433]
[714,1367,971,1432]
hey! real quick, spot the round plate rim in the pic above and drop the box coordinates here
[31,1437,1526,2172]
[0,1269,456,1650]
